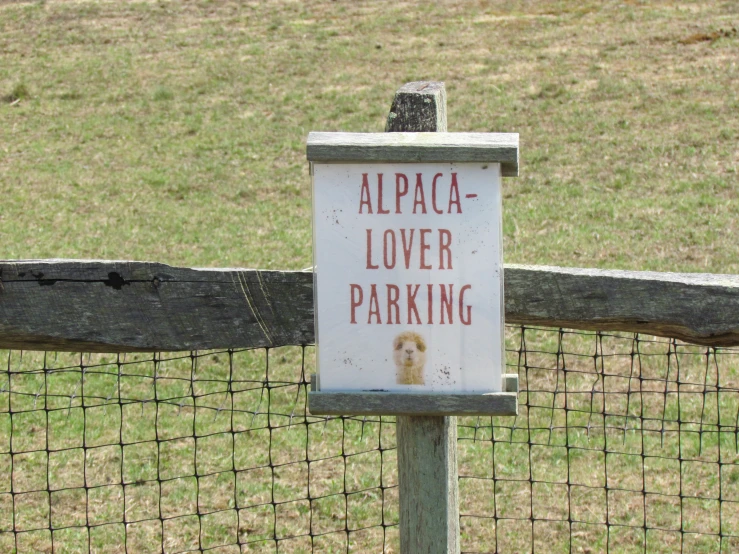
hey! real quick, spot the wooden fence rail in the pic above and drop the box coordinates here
[2,259,739,352]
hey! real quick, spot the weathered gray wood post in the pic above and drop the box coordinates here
[387,81,460,554]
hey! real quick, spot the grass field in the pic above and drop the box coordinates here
[1,0,737,272]
[1,0,739,552]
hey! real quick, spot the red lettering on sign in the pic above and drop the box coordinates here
[460,284,472,325]
[359,174,372,214]
[407,284,421,324]
[366,229,378,269]
[386,284,400,324]
[419,229,432,269]
[359,172,467,215]
[401,229,415,269]
[383,230,396,269]
[395,173,408,214]
[377,174,389,214]
[440,284,454,324]
[349,283,474,326]
[431,173,444,214]
[439,229,452,270]
[368,284,381,324]
[350,284,363,324]
[413,174,427,214]
[449,173,462,214]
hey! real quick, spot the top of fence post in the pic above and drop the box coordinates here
[385,81,447,133]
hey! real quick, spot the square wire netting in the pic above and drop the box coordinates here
[2,326,739,553]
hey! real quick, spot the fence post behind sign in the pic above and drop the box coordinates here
[386,81,460,554]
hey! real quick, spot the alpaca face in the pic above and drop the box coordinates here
[394,339,423,368]
[393,332,427,385]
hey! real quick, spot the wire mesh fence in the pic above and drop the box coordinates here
[2,325,739,553]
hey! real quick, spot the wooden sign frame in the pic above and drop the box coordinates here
[307,131,519,417]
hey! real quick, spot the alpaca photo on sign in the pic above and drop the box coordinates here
[393,331,427,385]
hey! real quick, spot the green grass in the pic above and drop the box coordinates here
[1,0,737,272]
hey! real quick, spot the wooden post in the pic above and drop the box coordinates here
[387,81,460,554]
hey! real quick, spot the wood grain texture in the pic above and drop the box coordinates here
[3,261,739,351]
[306,132,519,176]
[0,260,313,352]
[505,264,739,347]
[504,373,519,393]
[398,416,460,554]
[385,81,447,133]
[308,391,517,416]
[310,373,518,394]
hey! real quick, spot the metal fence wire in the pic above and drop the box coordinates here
[2,325,739,553]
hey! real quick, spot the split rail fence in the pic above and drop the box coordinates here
[3,262,739,553]
[3,83,739,553]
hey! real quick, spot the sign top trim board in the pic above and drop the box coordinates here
[307,132,519,176]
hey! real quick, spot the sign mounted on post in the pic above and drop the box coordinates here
[308,132,519,415]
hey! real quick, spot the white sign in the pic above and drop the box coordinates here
[313,162,504,393]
